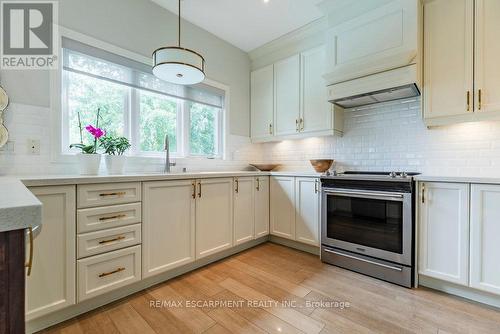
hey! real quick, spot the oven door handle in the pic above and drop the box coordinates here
[323,248,403,272]
[323,189,405,201]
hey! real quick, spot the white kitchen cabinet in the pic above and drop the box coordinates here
[423,0,474,124]
[324,0,419,84]
[274,54,300,136]
[295,178,320,246]
[233,177,255,245]
[254,176,270,238]
[142,180,195,278]
[26,186,76,320]
[251,64,274,140]
[474,0,500,115]
[196,178,233,259]
[470,184,500,295]
[418,182,470,286]
[270,176,296,240]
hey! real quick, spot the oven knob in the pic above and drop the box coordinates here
[389,171,397,178]
[400,172,408,178]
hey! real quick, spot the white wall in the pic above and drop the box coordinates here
[253,98,500,177]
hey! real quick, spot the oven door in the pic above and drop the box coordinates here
[321,188,412,265]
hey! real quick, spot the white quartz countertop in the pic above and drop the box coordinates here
[415,175,500,184]
[0,178,42,232]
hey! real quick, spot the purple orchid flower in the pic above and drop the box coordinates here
[85,125,105,139]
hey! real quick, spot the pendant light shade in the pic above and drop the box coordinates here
[152,0,205,85]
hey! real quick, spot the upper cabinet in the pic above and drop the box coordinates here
[423,0,500,126]
[323,0,419,85]
[250,46,343,143]
[251,65,274,140]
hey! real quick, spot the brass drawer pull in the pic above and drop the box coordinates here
[192,181,196,199]
[98,236,126,244]
[269,123,273,135]
[235,179,239,193]
[478,89,482,111]
[25,227,34,276]
[98,267,125,278]
[99,214,126,221]
[99,191,126,197]
[467,91,471,112]
[198,182,202,198]
[296,119,299,132]
[300,118,304,131]
[421,183,425,204]
[256,177,260,191]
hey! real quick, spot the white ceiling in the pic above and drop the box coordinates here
[150,0,324,52]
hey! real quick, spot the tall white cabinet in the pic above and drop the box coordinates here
[470,184,500,295]
[274,55,300,136]
[418,182,470,285]
[142,180,195,278]
[26,186,76,320]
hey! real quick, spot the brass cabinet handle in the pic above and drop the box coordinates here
[314,179,319,194]
[269,124,273,135]
[98,236,125,244]
[300,118,304,131]
[198,182,202,198]
[25,227,34,276]
[99,214,126,221]
[192,181,196,199]
[256,177,260,191]
[99,191,126,197]
[478,89,482,111]
[421,183,425,204]
[295,119,299,132]
[467,91,470,112]
[98,267,125,278]
[235,179,239,193]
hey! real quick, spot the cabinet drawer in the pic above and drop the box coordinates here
[77,245,141,302]
[77,202,141,233]
[77,224,141,259]
[77,182,141,208]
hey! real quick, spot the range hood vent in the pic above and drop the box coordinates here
[327,64,421,109]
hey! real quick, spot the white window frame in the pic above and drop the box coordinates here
[50,27,230,164]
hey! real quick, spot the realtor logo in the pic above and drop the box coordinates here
[1,1,58,69]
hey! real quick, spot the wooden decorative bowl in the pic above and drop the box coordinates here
[310,159,334,173]
[250,164,280,171]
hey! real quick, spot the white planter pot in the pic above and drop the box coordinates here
[77,154,101,175]
[105,155,127,175]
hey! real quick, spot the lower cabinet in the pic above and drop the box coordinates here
[196,178,233,259]
[295,178,320,246]
[418,182,470,285]
[270,176,296,239]
[142,180,196,279]
[470,184,500,295]
[254,176,270,238]
[26,186,76,321]
[270,176,320,246]
[233,177,255,245]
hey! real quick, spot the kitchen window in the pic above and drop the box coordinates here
[61,38,225,158]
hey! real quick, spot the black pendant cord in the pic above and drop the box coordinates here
[178,0,181,47]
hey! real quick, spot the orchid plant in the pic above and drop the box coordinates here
[70,108,105,154]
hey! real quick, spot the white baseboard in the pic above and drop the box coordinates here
[269,235,320,255]
[419,275,500,310]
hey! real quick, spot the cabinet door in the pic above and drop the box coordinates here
[233,177,255,245]
[26,186,76,320]
[325,0,418,83]
[270,177,296,240]
[423,0,474,121]
[295,178,320,246]
[251,65,274,140]
[196,178,233,259]
[142,181,195,279]
[418,182,470,286]
[274,54,300,136]
[300,47,332,133]
[255,176,270,238]
[470,184,500,295]
[474,0,500,115]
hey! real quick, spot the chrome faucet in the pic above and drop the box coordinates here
[164,134,176,173]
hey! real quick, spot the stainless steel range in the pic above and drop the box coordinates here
[320,171,419,288]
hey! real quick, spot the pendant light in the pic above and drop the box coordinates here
[152,0,205,85]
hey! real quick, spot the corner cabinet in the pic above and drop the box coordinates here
[270,177,296,239]
[251,46,343,143]
[423,0,500,126]
[26,186,76,321]
[142,180,196,279]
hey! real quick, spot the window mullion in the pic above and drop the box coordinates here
[183,100,190,158]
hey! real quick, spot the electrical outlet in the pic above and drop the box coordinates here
[0,140,15,153]
[27,139,40,155]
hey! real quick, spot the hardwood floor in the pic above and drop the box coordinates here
[40,243,500,334]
